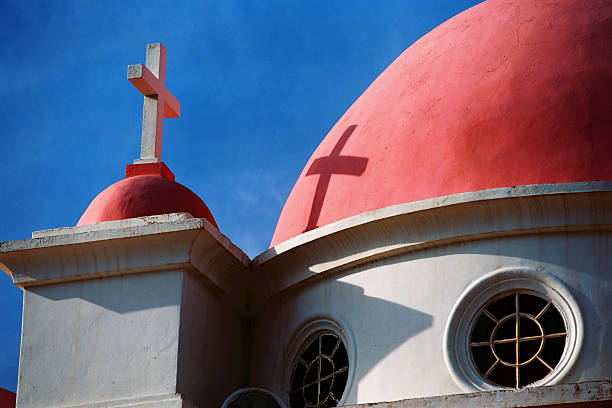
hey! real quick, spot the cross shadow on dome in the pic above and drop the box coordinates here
[303,125,368,233]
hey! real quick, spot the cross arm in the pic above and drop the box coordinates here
[128,43,181,163]
[163,91,180,118]
[127,64,159,96]
[127,64,180,118]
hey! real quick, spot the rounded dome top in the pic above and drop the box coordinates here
[271,0,612,247]
[77,175,218,228]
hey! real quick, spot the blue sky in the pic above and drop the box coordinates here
[0,0,481,392]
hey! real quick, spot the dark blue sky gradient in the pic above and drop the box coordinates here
[0,0,481,391]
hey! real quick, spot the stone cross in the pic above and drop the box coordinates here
[128,43,180,163]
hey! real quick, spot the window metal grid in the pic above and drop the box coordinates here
[289,332,349,408]
[470,292,567,389]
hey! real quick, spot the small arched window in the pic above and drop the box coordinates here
[289,332,349,408]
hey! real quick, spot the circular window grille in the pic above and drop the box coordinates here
[470,291,567,388]
[444,269,583,392]
[289,332,349,408]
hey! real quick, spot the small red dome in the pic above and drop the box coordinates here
[271,0,612,246]
[77,175,218,228]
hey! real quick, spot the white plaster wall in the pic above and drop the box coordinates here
[17,270,184,408]
[250,231,611,405]
[176,270,248,407]
[1,215,253,408]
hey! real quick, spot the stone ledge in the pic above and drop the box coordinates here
[343,381,612,408]
[53,393,194,408]
[31,213,194,239]
[252,184,612,305]
[260,181,612,263]
[0,213,251,312]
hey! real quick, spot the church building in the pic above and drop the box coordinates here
[1,0,611,407]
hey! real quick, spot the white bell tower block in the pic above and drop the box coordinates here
[0,44,250,408]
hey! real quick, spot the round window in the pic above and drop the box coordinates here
[469,291,567,388]
[444,268,583,392]
[289,332,349,408]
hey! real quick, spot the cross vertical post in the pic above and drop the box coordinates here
[128,43,180,164]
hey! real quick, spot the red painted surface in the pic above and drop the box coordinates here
[77,175,218,228]
[125,161,175,180]
[271,0,612,247]
[0,388,15,408]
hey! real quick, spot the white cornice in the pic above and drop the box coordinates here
[252,182,612,305]
[1,183,611,314]
[258,181,612,263]
[0,213,251,312]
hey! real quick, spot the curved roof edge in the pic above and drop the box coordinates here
[258,181,612,265]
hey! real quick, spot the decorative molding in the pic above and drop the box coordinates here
[262,181,612,261]
[342,380,612,408]
[0,213,251,311]
[253,183,612,304]
[53,393,190,408]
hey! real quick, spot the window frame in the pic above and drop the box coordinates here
[284,318,355,408]
[444,268,583,392]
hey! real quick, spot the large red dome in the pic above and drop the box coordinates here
[271,0,612,246]
[77,175,217,228]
